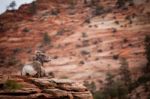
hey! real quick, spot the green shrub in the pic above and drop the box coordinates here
[93,72,129,99]
[12,48,22,54]
[93,5,105,16]
[82,32,88,38]
[137,74,150,84]
[127,0,134,6]
[0,22,5,32]
[29,1,37,15]
[119,58,132,87]
[93,81,128,99]
[61,76,68,79]
[112,28,117,33]
[144,35,150,73]
[56,29,65,36]
[116,0,126,8]
[116,0,134,8]
[112,55,119,60]
[4,80,23,90]
[68,0,76,8]
[93,90,106,99]
[79,60,85,65]
[84,18,91,23]
[22,28,30,32]
[6,56,20,66]
[123,38,128,43]
[43,32,51,45]
[84,81,96,93]
[129,74,150,92]
[81,50,90,55]
[51,8,60,16]
[82,40,89,47]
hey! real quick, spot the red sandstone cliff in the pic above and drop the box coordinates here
[0,0,150,98]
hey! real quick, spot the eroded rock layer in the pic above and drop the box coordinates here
[0,76,93,99]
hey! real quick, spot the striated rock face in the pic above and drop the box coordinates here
[0,0,150,89]
[0,76,93,99]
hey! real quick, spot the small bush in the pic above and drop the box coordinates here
[116,0,126,8]
[93,90,106,99]
[68,0,76,8]
[79,60,85,65]
[82,40,89,47]
[0,22,6,32]
[6,56,20,66]
[138,74,150,84]
[144,35,150,73]
[128,43,133,47]
[51,8,60,16]
[97,49,102,53]
[84,81,96,93]
[56,29,65,36]
[84,17,91,23]
[116,0,134,8]
[127,0,134,6]
[123,38,128,43]
[81,50,90,55]
[12,48,22,54]
[82,32,88,38]
[93,5,105,16]
[4,80,23,90]
[129,74,150,92]
[43,32,51,45]
[119,58,132,87]
[53,56,58,59]
[76,44,81,48]
[61,76,68,79]
[93,40,98,45]
[112,28,117,33]
[114,21,119,24]
[22,28,30,33]
[93,73,129,99]
[29,1,37,15]
[113,55,119,60]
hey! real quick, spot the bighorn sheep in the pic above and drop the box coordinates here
[21,51,53,77]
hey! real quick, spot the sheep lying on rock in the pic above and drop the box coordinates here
[21,50,54,78]
[21,61,54,78]
[21,61,48,77]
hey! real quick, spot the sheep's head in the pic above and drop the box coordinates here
[42,55,51,62]
[33,51,51,63]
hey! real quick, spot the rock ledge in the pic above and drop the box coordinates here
[0,76,93,99]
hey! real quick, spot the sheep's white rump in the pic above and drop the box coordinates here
[21,64,37,76]
[21,64,46,77]
[21,61,54,78]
